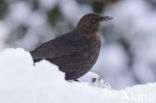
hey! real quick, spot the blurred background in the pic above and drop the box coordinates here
[0,0,156,89]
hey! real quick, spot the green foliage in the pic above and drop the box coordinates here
[119,38,133,67]
[0,0,8,19]
[119,38,130,52]
[145,0,156,9]
[6,25,28,44]
[76,0,92,5]
[47,5,61,26]
[92,1,105,13]
[32,0,39,10]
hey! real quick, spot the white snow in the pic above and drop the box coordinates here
[60,0,92,24]
[0,48,155,103]
[79,71,111,88]
[7,1,31,24]
[92,43,132,89]
[0,22,10,50]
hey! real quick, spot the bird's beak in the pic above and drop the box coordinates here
[101,16,113,21]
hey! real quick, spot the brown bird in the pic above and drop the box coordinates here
[31,13,112,80]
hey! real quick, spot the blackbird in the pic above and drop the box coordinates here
[31,13,113,80]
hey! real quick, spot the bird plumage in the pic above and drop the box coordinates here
[31,13,112,80]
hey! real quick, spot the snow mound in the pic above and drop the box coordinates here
[0,48,155,103]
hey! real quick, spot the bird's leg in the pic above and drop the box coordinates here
[74,79,79,82]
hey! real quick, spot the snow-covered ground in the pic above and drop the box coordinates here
[0,48,155,103]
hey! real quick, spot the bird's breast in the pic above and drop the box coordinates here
[90,32,101,56]
[83,32,101,67]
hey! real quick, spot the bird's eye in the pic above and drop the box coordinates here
[92,18,98,24]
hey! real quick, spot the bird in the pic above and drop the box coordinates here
[31,13,113,80]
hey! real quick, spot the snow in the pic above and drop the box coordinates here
[3,0,55,51]
[79,72,111,88]
[0,48,155,103]
[0,22,10,50]
[92,43,133,89]
[60,0,92,24]
[7,1,31,24]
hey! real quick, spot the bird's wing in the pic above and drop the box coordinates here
[31,32,88,60]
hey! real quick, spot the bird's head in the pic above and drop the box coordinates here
[75,13,113,32]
